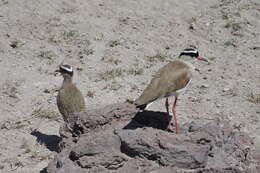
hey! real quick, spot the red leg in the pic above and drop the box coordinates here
[165,98,169,114]
[172,97,179,134]
[167,97,179,133]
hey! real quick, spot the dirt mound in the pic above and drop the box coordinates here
[45,103,257,173]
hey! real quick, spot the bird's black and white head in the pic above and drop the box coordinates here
[55,64,74,79]
[179,47,208,62]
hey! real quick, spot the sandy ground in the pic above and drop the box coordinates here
[0,0,259,172]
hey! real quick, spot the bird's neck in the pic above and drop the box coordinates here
[62,76,73,87]
[178,55,194,62]
[178,55,196,70]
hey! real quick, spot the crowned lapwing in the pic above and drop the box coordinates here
[135,47,208,133]
[56,64,86,122]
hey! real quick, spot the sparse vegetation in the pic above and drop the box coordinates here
[20,139,31,154]
[30,152,53,161]
[94,33,104,41]
[224,21,242,31]
[1,81,20,99]
[146,52,168,62]
[10,40,25,48]
[99,67,144,81]
[0,106,59,130]
[20,139,54,161]
[248,93,260,104]
[108,40,120,47]
[0,119,29,130]
[2,86,19,98]
[127,68,144,76]
[208,57,217,61]
[48,30,80,43]
[62,30,80,40]
[99,68,124,81]
[103,80,122,91]
[10,160,24,170]
[130,84,138,92]
[31,108,60,120]
[224,39,237,47]
[38,50,56,60]
[79,48,94,58]
[109,81,122,90]
[86,91,95,98]
[101,56,122,65]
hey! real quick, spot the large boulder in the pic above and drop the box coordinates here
[45,103,258,173]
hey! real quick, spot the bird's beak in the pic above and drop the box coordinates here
[197,56,209,62]
[54,69,60,76]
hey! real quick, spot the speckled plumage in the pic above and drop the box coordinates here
[56,65,86,122]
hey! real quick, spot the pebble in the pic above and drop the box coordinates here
[201,84,209,88]
[223,88,230,92]
[216,104,222,108]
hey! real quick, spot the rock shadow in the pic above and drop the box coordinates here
[123,110,171,130]
[31,130,61,152]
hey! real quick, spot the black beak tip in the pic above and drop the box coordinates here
[54,69,61,76]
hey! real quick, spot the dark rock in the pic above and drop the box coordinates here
[118,128,210,168]
[45,103,258,173]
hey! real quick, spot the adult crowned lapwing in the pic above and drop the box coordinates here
[56,64,86,123]
[134,47,208,134]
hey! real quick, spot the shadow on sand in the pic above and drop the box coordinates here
[31,130,61,152]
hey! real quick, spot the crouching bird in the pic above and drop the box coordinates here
[56,64,86,123]
[134,47,208,134]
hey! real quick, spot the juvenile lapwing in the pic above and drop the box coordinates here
[56,64,86,122]
[135,47,208,134]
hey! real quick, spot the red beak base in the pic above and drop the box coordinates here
[197,56,208,62]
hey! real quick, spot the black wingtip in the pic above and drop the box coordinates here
[135,104,147,110]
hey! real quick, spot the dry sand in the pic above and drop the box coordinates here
[0,0,259,172]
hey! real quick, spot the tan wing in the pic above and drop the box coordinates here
[57,83,86,121]
[135,60,193,106]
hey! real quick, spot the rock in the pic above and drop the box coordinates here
[118,128,210,168]
[201,84,209,88]
[223,88,230,92]
[45,103,258,173]
[150,167,243,173]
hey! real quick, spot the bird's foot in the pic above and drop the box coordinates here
[166,123,176,133]
[166,121,179,134]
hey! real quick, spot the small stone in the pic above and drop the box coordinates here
[223,88,230,92]
[201,84,209,88]
[44,89,51,93]
[216,104,222,108]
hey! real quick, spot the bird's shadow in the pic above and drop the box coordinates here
[39,168,47,173]
[31,130,61,152]
[123,110,172,130]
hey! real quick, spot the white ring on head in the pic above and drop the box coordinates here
[182,49,198,54]
[60,65,73,72]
